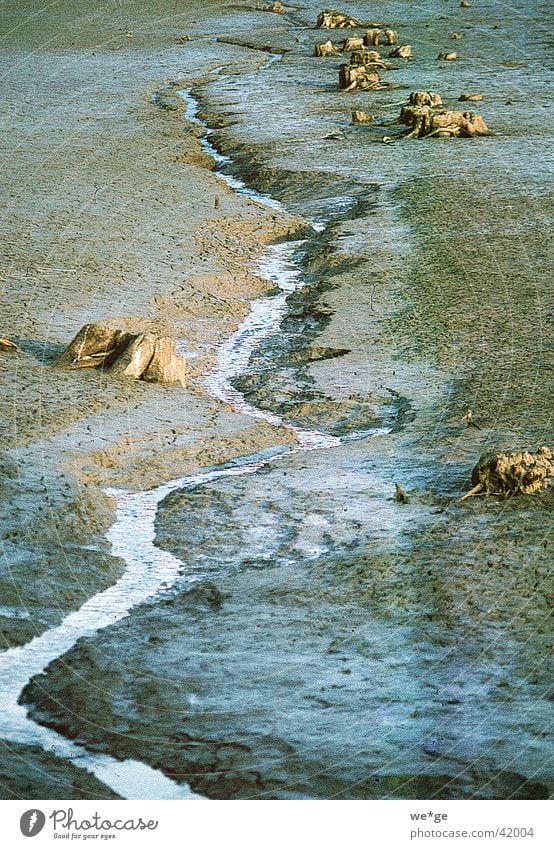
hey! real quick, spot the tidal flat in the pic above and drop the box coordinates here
[0,0,552,799]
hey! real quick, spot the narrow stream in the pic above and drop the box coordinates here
[0,80,387,800]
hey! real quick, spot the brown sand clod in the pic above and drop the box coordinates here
[461,447,553,500]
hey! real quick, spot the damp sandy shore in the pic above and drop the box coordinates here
[1,0,553,800]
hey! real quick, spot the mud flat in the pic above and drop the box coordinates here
[2,1,553,799]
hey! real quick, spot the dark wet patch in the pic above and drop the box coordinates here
[10,338,66,364]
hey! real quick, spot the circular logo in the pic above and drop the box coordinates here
[20,810,46,837]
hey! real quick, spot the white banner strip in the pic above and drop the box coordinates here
[1,799,551,848]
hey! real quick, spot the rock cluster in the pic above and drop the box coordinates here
[312,7,492,139]
[462,447,553,499]
[56,323,187,386]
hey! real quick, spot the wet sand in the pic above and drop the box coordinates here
[1,0,553,799]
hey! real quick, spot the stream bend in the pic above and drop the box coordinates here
[0,82,388,800]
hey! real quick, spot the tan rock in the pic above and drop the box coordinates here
[57,323,187,385]
[352,110,375,124]
[0,337,18,352]
[56,323,134,369]
[339,62,387,91]
[343,37,364,52]
[317,9,363,28]
[109,333,157,380]
[461,447,553,499]
[365,28,381,46]
[364,28,399,47]
[143,337,187,386]
[459,93,484,101]
[400,104,491,138]
[110,333,186,386]
[438,51,457,60]
[390,44,412,59]
[409,91,443,107]
[262,1,285,13]
[314,39,342,56]
[350,48,384,67]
